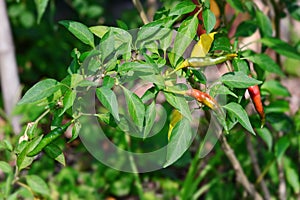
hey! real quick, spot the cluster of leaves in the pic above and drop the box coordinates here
[1,0,300,199]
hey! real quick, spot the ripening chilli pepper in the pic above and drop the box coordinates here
[185,88,228,133]
[248,85,265,127]
[175,54,237,71]
[186,88,220,110]
[27,121,72,157]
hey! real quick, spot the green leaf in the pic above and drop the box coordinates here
[235,21,257,37]
[116,20,128,30]
[141,87,158,103]
[261,80,290,97]
[96,87,120,121]
[223,102,255,135]
[268,113,293,133]
[139,75,165,89]
[256,127,273,151]
[226,0,244,12]
[59,90,76,116]
[221,71,262,88]
[89,25,109,38]
[18,79,62,105]
[44,143,66,166]
[209,84,237,98]
[274,136,290,161]
[26,175,50,196]
[34,0,49,24]
[169,0,197,16]
[285,165,300,194]
[232,58,250,74]
[160,28,174,52]
[61,74,84,88]
[164,118,192,167]
[191,69,207,84]
[77,80,99,87]
[170,15,198,65]
[90,26,131,57]
[143,101,156,139]
[164,92,192,121]
[202,8,216,33]
[211,36,231,52]
[256,10,272,37]
[137,26,171,46]
[0,161,12,174]
[265,100,290,114]
[118,62,158,74]
[59,20,95,48]
[261,37,300,60]
[17,135,43,171]
[100,30,115,62]
[1,140,13,152]
[102,75,115,89]
[122,87,145,131]
[247,54,284,76]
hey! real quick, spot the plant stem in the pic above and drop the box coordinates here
[246,134,271,200]
[219,134,263,200]
[277,131,287,200]
[124,134,144,199]
[34,109,50,124]
[132,0,149,24]
[16,181,35,196]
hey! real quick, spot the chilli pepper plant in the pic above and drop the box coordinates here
[2,0,300,199]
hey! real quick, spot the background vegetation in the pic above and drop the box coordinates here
[0,0,299,199]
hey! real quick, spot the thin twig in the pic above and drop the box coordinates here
[146,0,157,22]
[269,0,282,66]
[246,134,271,200]
[16,181,35,196]
[277,131,287,200]
[132,0,149,24]
[219,134,263,200]
[278,159,287,200]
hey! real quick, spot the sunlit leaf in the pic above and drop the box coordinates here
[18,79,62,105]
[60,20,95,48]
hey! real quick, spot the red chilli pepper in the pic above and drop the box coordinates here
[248,85,265,127]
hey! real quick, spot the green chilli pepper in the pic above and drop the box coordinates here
[175,54,237,71]
[27,121,71,157]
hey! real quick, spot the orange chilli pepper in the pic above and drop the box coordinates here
[185,88,228,133]
[186,88,219,110]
